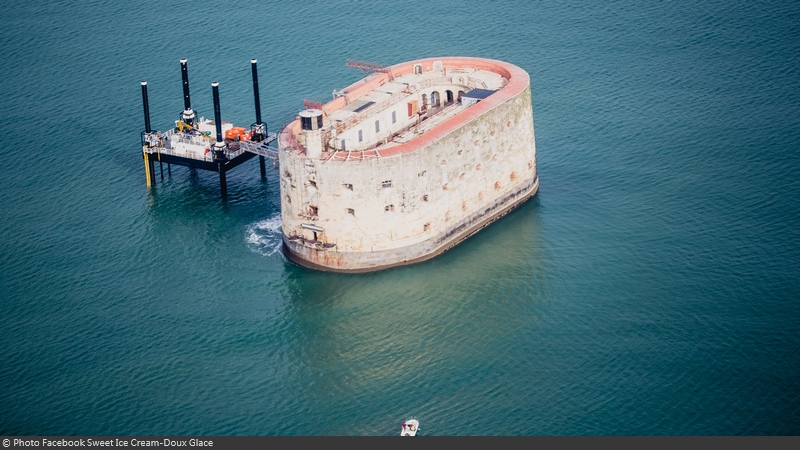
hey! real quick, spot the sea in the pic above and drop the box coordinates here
[1,0,798,436]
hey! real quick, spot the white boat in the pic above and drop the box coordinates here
[400,419,419,436]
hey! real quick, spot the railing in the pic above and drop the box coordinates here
[143,129,278,163]
[238,133,279,160]
[323,149,382,162]
[334,88,417,134]
[418,77,454,89]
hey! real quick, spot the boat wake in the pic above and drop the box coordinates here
[245,214,284,257]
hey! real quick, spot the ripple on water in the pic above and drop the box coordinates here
[245,214,285,258]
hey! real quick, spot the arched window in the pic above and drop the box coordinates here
[446,90,454,104]
[421,93,428,108]
[414,64,422,74]
[431,91,440,107]
[457,90,465,103]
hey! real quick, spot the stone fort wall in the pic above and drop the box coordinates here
[279,58,538,272]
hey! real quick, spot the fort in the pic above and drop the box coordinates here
[278,57,538,272]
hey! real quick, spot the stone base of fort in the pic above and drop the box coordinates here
[282,176,539,273]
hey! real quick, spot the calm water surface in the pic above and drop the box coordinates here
[1,0,798,435]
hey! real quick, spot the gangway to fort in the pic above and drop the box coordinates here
[139,59,278,197]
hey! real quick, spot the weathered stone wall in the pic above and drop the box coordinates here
[278,58,538,272]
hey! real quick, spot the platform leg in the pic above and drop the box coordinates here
[259,155,266,179]
[159,161,164,179]
[219,163,227,198]
[144,153,156,187]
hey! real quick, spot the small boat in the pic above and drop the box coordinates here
[400,419,419,436]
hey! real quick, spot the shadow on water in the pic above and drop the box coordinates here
[276,197,557,435]
[143,163,281,220]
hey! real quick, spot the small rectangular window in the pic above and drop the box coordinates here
[341,139,346,151]
[358,130,363,142]
[392,111,397,124]
[382,180,392,188]
[385,205,394,212]
[346,208,355,216]
[343,183,353,190]
[375,120,380,132]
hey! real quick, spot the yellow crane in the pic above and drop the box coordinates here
[175,121,193,133]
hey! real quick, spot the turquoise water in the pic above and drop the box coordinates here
[1,0,799,435]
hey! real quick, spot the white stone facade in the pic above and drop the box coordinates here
[278,57,538,272]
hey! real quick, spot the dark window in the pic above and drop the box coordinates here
[392,111,397,123]
[343,183,353,190]
[375,120,380,132]
[382,180,392,188]
[385,205,394,212]
[346,208,355,216]
[358,130,363,142]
